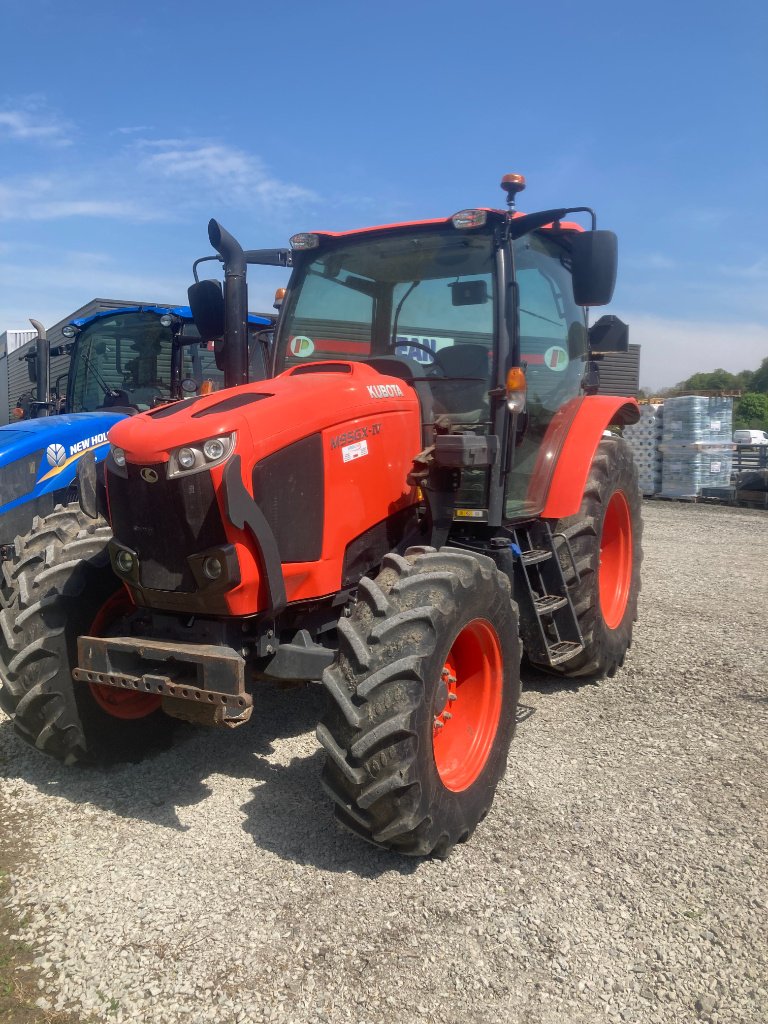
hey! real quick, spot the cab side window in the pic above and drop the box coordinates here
[515,234,586,414]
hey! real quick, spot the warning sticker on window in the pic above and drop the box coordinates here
[342,439,369,463]
[543,346,568,371]
[289,336,315,357]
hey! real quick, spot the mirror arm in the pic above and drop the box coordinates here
[192,254,222,284]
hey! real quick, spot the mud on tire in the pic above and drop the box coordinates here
[548,435,643,678]
[0,506,173,764]
[317,547,521,857]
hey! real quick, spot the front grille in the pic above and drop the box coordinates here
[108,464,228,591]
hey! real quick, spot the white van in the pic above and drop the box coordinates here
[733,429,768,445]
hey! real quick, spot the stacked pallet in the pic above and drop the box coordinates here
[659,396,734,498]
[623,403,663,496]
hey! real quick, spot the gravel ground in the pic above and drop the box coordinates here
[1,500,766,1024]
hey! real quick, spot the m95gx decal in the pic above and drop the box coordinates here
[330,423,381,450]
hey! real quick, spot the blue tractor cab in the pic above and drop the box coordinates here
[0,304,273,556]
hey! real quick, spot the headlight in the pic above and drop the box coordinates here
[168,433,235,478]
[111,446,126,467]
[203,438,226,461]
[116,550,135,574]
[178,447,197,470]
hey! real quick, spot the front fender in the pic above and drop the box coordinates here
[539,395,639,519]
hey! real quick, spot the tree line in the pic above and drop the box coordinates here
[639,356,768,430]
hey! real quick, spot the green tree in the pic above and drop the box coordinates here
[678,368,741,391]
[750,356,768,394]
[734,392,768,430]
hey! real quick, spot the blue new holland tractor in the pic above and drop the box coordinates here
[0,304,273,558]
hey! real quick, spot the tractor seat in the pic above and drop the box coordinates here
[429,344,491,422]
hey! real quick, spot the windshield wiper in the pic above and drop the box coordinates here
[82,352,121,399]
[390,281,421,348]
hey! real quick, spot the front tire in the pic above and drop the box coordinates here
[317,547,521,857]
[549,436,643,678]
[0,507,173,764]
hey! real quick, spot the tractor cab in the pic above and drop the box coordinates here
[271,183,628,525]
[63,305,274,415]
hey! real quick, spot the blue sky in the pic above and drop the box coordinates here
[1,0,765,389]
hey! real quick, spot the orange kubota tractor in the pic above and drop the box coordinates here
[0,175,641,857]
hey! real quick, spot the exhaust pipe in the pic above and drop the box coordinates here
[207,220,248,388]
[29,319,50,417]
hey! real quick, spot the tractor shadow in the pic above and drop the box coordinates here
[0,685,416,878]
[1,667,598,877]
[521,661,600,695]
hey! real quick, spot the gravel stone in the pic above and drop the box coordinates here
[1,501,767,1024]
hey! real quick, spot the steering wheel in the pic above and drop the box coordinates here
[125,384,168,409]
[392,340,446,374]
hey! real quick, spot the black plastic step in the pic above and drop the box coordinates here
[546,641,585,665]
[521,547,552,566]
[533,594,568,614]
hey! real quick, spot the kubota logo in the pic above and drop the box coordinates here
[45,443,66,468]
[367,384,404,399]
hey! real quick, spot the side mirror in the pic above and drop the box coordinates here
[25,350,37,383]
[188,280,225,341]
[570,230,618,306]
[188,279,226,370]
[588,314,629,353]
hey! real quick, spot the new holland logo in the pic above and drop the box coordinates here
[45,443,67,468]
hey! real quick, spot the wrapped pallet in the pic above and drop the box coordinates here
[659,396,734,498]
[623,403,663,495]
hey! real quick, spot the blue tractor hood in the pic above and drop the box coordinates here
[0,411,124,531]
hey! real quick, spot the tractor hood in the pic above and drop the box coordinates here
[0,411,126,521]
[107,362,418,465]
[1,412,125,475]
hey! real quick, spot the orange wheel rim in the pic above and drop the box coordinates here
[88,590,161,720]
[432,619,503,792]
[599,490,633,629]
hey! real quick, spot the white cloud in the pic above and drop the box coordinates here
[0,175,166,222]
[718,257,768,281]
[625,252,677,271]
[139,140,317,206]
[627,313,768,389]
[114,125,154,135]
[0,107,72,145]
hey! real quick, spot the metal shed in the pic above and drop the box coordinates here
[1,298,157,424]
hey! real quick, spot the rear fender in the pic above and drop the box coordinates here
[540,396,639,519]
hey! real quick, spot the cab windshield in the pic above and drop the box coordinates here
[276,227,497,422]
[69,312,271,412]
[69,312,178,413]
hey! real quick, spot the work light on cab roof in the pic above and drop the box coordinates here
[290,232,320,250]
[451,209,488,229]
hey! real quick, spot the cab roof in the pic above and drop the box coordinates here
[71,304,273,330]
[308,210,585,241]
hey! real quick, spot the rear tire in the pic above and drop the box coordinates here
[317,547,521,857]
[548,436,642,678]
[0,507,174,764]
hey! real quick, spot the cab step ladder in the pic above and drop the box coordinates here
[511,521,584,668]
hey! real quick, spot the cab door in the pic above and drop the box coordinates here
[505,232,587,519]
